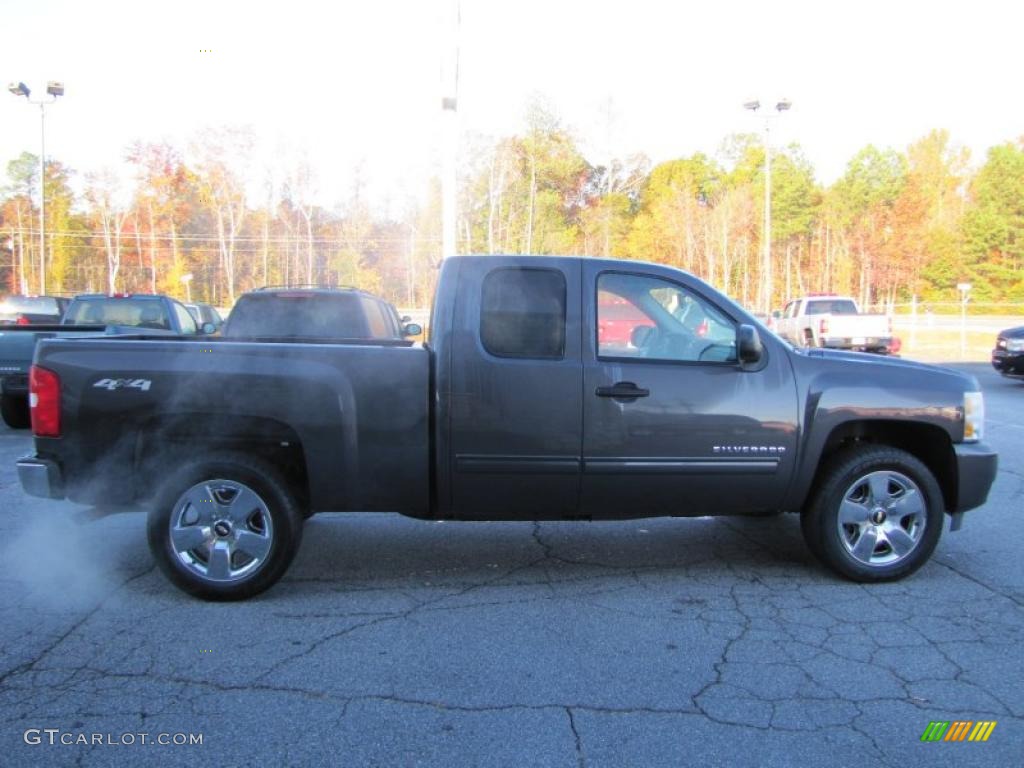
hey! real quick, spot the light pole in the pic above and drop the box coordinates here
[744,97,791,312]
[8,80,64,296]
[180,273,194,303]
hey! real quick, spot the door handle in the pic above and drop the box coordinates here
[595,382,650,399]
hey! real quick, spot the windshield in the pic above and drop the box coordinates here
[64,298,171,329]
[806,299,858,315]
[0,296,62,316]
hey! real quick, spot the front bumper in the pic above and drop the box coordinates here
[991,348,1024,377]
[16,455,64,499]
[952,442,998,513]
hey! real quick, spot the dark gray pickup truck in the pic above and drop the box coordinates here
[16,256,998,600]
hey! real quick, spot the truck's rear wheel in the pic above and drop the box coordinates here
[147,453,304,600]
[801,445,944,582]
[1,394,30,429]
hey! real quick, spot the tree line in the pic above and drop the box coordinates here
[2,115,1022,312]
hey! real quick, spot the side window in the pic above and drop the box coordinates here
[480,268,566,359]
[362,298,391,338]
[596,273,736,363]
[172,302,197,334]
[783,301,796,318]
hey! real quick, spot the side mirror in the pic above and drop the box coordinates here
[400,315,412,323]
[737,324,763,364]
[201,322,217,335]
[402,323,423,337]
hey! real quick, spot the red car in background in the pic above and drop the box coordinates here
[598,292,709,350]
[597,293,654,348]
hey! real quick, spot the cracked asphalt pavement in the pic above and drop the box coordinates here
[1,363,1021,767]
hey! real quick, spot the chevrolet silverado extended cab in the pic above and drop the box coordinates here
[776,295,892,353]
[16,256,997,600]
[0,294,201,429]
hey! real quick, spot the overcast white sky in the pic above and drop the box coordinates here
[1,0,1022,209]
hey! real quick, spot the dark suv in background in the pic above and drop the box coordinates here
[992,323,1024,379]
[222,286,420,340]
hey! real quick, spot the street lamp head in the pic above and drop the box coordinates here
[8,81,31,98]
[46,81,64,97]
[775,99,792,112]
[743,99,761,112]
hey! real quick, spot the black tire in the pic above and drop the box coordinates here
[147,452,305,601]
[1,394,30,429]
[801,445,944,582]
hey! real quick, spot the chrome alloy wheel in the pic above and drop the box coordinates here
[837,470,926,567]
[169,479,274,583]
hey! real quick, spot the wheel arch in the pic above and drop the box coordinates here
[795,419,957,513]
[135,414,310,511]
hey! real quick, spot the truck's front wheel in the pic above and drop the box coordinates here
[1,394,30,429]
[801,445,944,582]
[147,453,304,600]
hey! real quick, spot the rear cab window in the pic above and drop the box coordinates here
[805,299,857,315]
[480,268,566,359]
[224,292,372,339]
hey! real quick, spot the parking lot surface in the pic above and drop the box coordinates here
[1,363,1021,767]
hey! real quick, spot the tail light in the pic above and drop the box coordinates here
[29,365,61,437]
[16,314,30,325]
[819,318,829,336]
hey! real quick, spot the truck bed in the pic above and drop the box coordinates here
[31,335,431,514]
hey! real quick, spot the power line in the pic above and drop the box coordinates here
[1,227,442,245]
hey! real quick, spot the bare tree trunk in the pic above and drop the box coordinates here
[525,154,536,254]
[133,211,145,292]
[147,203,158,294]
[303,208,314,284]
[487,155,498,254]
[15,204,27,293]
[262,215,269,287]
[785,241,792,302]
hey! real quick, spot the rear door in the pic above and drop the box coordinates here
[580,263,799,518]
[447,259,582,519]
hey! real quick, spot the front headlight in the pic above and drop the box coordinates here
[963,391,984,442]
[1006,338,1024,352]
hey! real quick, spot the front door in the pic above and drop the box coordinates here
[581,264,799,518]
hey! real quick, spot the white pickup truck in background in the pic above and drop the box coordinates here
[775,295,893,354]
